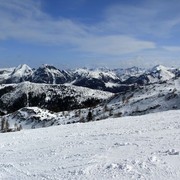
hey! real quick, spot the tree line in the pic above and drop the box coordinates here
[0,117,22,133]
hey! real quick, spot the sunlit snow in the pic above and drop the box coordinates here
[0,110,179,179]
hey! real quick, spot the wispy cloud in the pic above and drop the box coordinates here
[163,46,180,52]
[0,0,180,67]
[101,0,180,38]
[75,35,155,55]
[0,0,156,56]
[0,0,87,42]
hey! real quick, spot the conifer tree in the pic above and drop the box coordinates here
[5,120,10,131]
[19,124,22,131]
[1,117,5,131]
[14,123,18,131]
[87,111,93,122]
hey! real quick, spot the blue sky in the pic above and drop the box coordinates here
[0,0,180,68]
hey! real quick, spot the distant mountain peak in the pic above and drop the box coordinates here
[41,64,57,69]
[151,64,168,72]
[13,64,31,71]
[150,64,175,81]
[4,64,33,83]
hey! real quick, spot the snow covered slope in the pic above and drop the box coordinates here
[3,107,88,129]
[114,66,146,81]
[106,78,180,117]
[1,78,180,127]
[73,68,120,81]
[0,110,179,179]
[6,64,33,83]
[0,82,113,114]
[0,67,15,83]
[147,65,175,83]
[31,64,71,84]
[72,68,122,92]
[123,65,176,86]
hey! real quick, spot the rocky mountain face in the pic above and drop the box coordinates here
[30,64,72,84]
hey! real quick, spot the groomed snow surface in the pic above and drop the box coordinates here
[0,110,180,180]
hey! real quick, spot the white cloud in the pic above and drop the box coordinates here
[0,0,87,43]
[100,1,180,37]
[0,0,157,57]
[75,35,155,55]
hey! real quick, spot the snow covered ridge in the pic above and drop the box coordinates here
[0,64,179,92]
[1,77,180,131]
[0,82,113,115]
[0,110,179,179]
[107,78,180,117]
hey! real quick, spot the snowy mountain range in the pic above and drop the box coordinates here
[0,64,179,93]
[0,63,179,130]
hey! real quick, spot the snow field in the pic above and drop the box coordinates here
[0,110,179,179]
